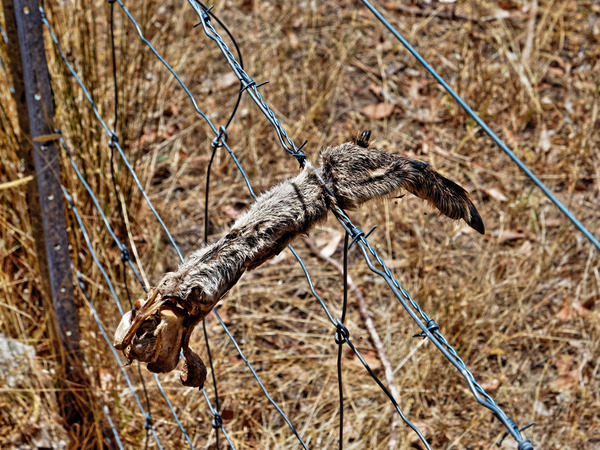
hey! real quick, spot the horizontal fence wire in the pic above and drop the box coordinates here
[40,5,301,448]
[359,0,599,254]
[190,2,539,448]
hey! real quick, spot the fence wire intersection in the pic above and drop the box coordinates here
[30,0,570,448]
[41,5,306,449]
[191,2,537,448]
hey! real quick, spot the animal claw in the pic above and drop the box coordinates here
[356,129,372,148]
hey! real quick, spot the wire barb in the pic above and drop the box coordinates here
[212,414,223,430]
[412,318,439,338]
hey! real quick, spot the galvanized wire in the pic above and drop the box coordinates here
[61,186,194,448]
[359,0,599,254]
[41,4,303,448]
[191,3,536,448]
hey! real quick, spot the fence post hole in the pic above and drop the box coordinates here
[2,0,91,438]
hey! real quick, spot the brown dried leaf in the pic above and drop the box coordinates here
[480,378,501,392]
[556,297,589,322]
[368,81,382,97]
[362,103,395,120]
[549,368,579,392]
[348,351,382,370]
[498,229,527,243]
[545,218,563,227]
[498,0,519,9]
[538,127,552,153]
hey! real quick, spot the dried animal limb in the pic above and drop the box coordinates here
[114,141,484,387]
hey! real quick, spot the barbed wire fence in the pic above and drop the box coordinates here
[7,0,600,448]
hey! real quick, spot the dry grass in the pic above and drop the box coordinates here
[1,0,599,448]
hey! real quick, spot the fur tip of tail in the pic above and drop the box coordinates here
[467,204,485,235]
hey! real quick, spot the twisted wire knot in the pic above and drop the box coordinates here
[144,414,153,430]
[334,319,350,345]
[211,126,228,149]
[108,133,119,149]
[120,246,130,263]
[212,413,223,429]
[413,318,440,339]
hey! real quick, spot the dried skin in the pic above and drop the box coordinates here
[113,142,484,387]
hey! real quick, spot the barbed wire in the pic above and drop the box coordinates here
[190,2,539,449]
[40,5,304,449]
[33,0,589,447]
[359,0,599,254]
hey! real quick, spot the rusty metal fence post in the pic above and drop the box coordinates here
[2,0,91,438]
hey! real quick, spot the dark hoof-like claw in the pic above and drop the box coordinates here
[180,346,207,388]
[356,129,372,148]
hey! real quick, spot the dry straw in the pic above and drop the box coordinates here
[1,0,599,449]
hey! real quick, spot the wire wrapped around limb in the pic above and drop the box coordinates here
[114,141,484,387]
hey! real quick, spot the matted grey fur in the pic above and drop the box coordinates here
[114,142,484,387]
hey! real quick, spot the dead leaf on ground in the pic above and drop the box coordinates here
[545,218,563,227]
[362,103,395,120]
[549,355,579,392]
[538,127,552,153]
[556,296,590,322]
[347,350,382,370]
[368,81,382,97]
[480,378,501,392]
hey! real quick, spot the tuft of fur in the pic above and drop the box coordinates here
[319,143,484,234]
[114,142,484,386]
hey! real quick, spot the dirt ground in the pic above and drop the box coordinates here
[1,0,599,448]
